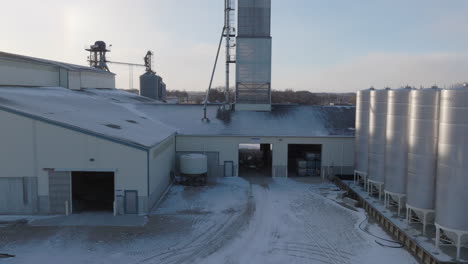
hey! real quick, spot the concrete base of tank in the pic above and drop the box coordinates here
[435,223,468,261]
[336,180,468,263]
[384,190,406,217]
[367,179,384,200]
[406,205,435,236]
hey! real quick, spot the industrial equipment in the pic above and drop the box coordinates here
[383,87,412,216]
[406,87,440,235]
[435,84,468,261]
[176,154,208,186]
[354,88,372,184]
[367,88,389,199]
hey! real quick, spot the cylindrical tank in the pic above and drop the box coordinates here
[384,88,412,194]
[355,89,372,173]
[368,88,389,183]
[406,88,440,211]
[180,154,208,175]
[140,72,161,100]
[435,85,468,233]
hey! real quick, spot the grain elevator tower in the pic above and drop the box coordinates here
[235,0,272,111]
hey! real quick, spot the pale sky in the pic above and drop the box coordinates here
[1,0,468,92]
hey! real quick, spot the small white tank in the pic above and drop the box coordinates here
[180,154,208,175]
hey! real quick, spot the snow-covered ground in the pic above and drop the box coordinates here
[0,177,417,264]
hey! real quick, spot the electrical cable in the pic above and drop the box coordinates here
[358,215,405,249]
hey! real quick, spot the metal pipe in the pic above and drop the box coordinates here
[107,61,145,67]
[202,26,226,122]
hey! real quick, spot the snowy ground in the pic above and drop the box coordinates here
[0,177,417,264]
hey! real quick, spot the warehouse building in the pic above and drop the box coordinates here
[0,87,176,215]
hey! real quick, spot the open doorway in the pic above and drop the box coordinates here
[238,144,272,177]
[71,171,114,213]
[288,144,322,177]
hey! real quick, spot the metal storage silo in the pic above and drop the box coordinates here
[140,72,161,100]
[354,88,372,184]
[405,87,440,234]
[435,84,468,260]
[383,87,412,215]
[367,88,389,199]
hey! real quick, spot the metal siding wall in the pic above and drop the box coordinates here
[236,38,272,83]
[148,136,175,211]
[238,0,271,37]
[176,136,355,178]
[79,71,116,89]
[0,177,38,214]
[48,171,71,214]
[236,0,272,105]
[0,58,60,87]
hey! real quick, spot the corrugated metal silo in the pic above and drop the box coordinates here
[140,72,161,100]
[354,89,371,183]
[383,87,412,214]
[406,87,440,234]
[434,85,468,260]
[367,88,389,199]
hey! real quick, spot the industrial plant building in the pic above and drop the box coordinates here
[0,53,355,216]
[0,0,355,217]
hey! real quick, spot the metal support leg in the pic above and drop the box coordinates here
[379,185,382,201]
[422,212,427,235]
[456,234,461,261]
[397,196,402,217]
[384,192,387,208]
[435,226,440,249]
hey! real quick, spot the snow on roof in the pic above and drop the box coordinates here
[0,87,354,150]
[0,87,175,149]
[136,104,355,137]
[0,51,114,75]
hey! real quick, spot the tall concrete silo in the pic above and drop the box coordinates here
[354,88,372,184]
[435,84,468,260]
[383,87,412,215]
[406,87,440,234]
[367,88,389,199]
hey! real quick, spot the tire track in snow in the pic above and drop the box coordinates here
[135,187,255,264]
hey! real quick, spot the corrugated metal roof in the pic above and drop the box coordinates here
[0,51,115,75]
[0,87,174,149]
[137,104,355,137]
[0,87,355,150]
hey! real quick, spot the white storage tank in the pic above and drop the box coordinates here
[367,88,389,199]
[180,154,208,175]
[435,84,468,260]
[354,88,372,183]
[406,87,440,234]
[383,87,412,214]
